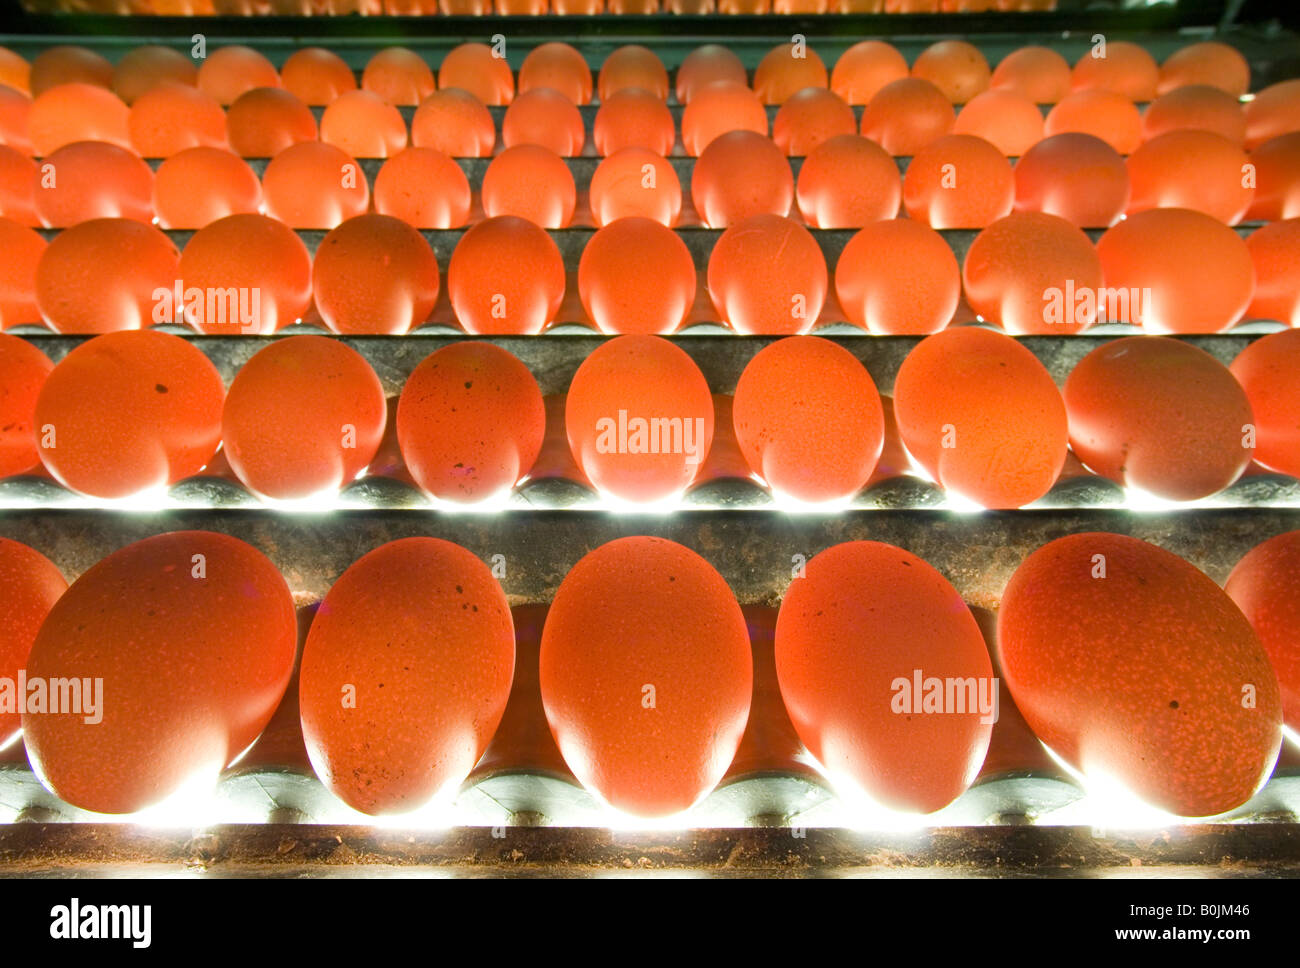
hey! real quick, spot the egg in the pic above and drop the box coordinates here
[33,141,152,227]
[0,86,32,157]
[1125,130,1253,224]
[0,46,30,95]
[0,538,65,748]
[35,330,223,497]
[952,89,1044,156]
[772,88,856,157]
[1095,207,1254,333]
[410,88,495,157]
[396,342,545,503]
[197,46,281,105]
[1247,132,1300,221]
[708,214,826,334]
[29,46,112,97]
[362,47,435,106]
[0,219,44,328]
[733,336,883,502]
[111,45,198,105]
[860,78,955,156]
[903,134,1014,229]
[1070,40,1158,102]
[155,146,262,229]
[0,334,53,475]
[373,146,471,229]
[28,83,131,155]
[1159,41,1250,98]
[300,538,514,815]
[830,40,908,105]
[540,536,750,816]
[313,213,439,335]
[280,47,357,106]
[752,42,828,105]
[894,327,1067,508]
[1229,329,1300,478]
[589,147,681,226]
[1226,532,1300,734]
[598,45,668,100]
[35,219,179,334]
[519,42,592,105]
[178,213,312,334]
[127,82,227,157]
[0,147,36,225]
[24,531,296,815]
[998,532,1281,817]
[912,40,991,104]
[776,540,992,812]
[261,141,370,229]
[579,217,694,334]
[835,219,959,334]
[438,42,514,106]
[501,87,585,156]
[1245,219,1300,326]
[1141,84,1246,144]
[680,80,767,156]
[795,133,900,228]
[1064,335,1254,500]
[449,215,565,334]
[566,335,713,502]
[320,90,407,159]
[691,131,793,228]
[675,44,746,104]
[1245,80,1300,150]
[481,144,576,229]
[1045,89,1142,155]
[1013,132,1129,228]
[225,87,317,157]
[593,89,675,157]
[990,45,1071,104]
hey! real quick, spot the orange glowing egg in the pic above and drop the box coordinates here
[35,330,223,497]
[397,342,545,502]
[772,87,855,156]
[718,0,769,11]
[410,88,495,157]
[449,215,565,334]
[598,45,668,100]
[0,85,31,157]
[1126,130,1253,224]
[1071,40,1158,102]
[362,47,435,106]
[903,134,1014,229]
[29,46,112,97]
[313,214,440,335]
[1245,81,1300,150]
[0,219,44,328]
[373,147,471,229]
[593,89,675,156]
[0,47,30,95]
[1013,132,1129,228]
[952,89,1045,156]
[795,133,900,228]
[733,336,883,502]
[963,211,1102,334]
[34,141,154,228]
[197,45,281,105]
[835,219,959,334]
[280,47,357,106]
[1095,207,1254,333]
[1247,133,1300,222]
[691,130,793,228]
[895,327,1067,507]
[262,141,370,229]
[35,219,178,334]
[482,144,576,228]
[1064,336,1253,500]
[127,82,227,157]
[502,87,585,156]
[1226,531,1300,735]
[540,536,750,816]
[566,335,714,502]
[111,45,197,105]
[912,40,991,105]
[0,147,37,225]
[1230,330,1300,479]
[0,335,53,476]
[438,43,514,106]
[1045,89,1142,155]
[589,147,681,226]
[579,217,695,334]
[29,83,131,155]
[680,80,767,156]
[830,40,908,105]
[519,42,592,105]
[226,87,317,157]
[1246,219,1300,325]
[609,0,659,10]
[1159,41,1249,98]
[178,213,312,334]
[990,45,1071,104]
[320,90,407,158]
[223,336,386,500]
[753,42,828,106]
[675,44,746,104]
[860,78,955,156]
[153,146,261,229]
[0,538,63,747]
[708,214,826,334]
[1141,84,1245,144]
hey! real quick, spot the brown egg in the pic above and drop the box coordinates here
[990,45,1071,104]
[598,45,668,101]
[903,134,1014,229]
[482,144,576,228]
[438,42,514,106]
[1159,41,1250,98]
[952,89,1044,156]
[830,40,908,105]
[29,83,131,155]
[589,147,681,226]
[448,215,565,334]
[1245,219,1300,326]
[675,44,746,104]
[127,82,227,158]
[501,87,584,156]
[362,47,435,106]
[1126,130,1253,224]
[153,146,261,230]
[0,147,36,226]
[410,88,494,159]
[0,46,30,95]
[1142,85,1246,144]
[1247,132,1300,222]
[593,89,675,157]
[772,87,855,156]
[397,342,546,502]
[313,213,440,335]
[579,217,694,335]
[752,42,828,105]
[280,47,357,106]
[540,536,750,816]
[1245,80,1300,150]
[35,330,224,497]
[0,334,53,475]
[691,130,793,227]
[320,90,407,158]
[1230,329,1300,478]
[519,42,592,105]
[0,219,45,328]
[25,531,296,815]
[708,214,826,334]
[112,45,199,104]
[0,537,65,748]
[373,147,471,229]
[262,141,370,229]
[1227,532,1300,734]
[1045,89,1142,155]
[33,141,152,228]
[197,46,281,105]
[835,219,959,334]
[912,40,991,104]
[1071,40,1158,102]
[0,85,31,157]
[796,133,900,228]
[225,87,317,157]
[680,80,767,156]
[1013,132,1130,228]
[999,532,1280,818]
[300,538,514,816]
[1064,336,1254,500]
[29,46,112,97]
[860,78,955,156]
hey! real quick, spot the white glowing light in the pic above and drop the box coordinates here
[1034,743,1184,831]
[770,491,855,515]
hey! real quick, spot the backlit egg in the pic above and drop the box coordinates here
[300,538,514,815]
[449,215,565,334]
[598,45,668,100]
[438,42,514,106]
[593,89,675,156]
[589,147,681,226]
[998,532,1281,817]
[482,144,576,228]
[225,87,317,157]
[912,40,991,104]
[835,219,959,334]
[34,141,153,227]
[373,147,471,229]
[0,147,36,225]
[1141,84,1246,144]
[0,334,53,475]
[776,540,992,812]
[691,130,793,227]
[708,214,826,334]
[128,82,227,157]
[501,87,584,156]
[1229,329,1300,478]
[320,90,407,158]
[1126,129,1253,224]
[34,330,223,497]
[29,46,112,97]
[795,133,900,228]
[903,134,1014,228]
[579,217,694,334]
[0,86,31,157]
[1070,40,1158,102]
[396,342,545,502]
[0,537,65,748]
[830,40,908,105]
[990,45,1071,103]
[313,213,440,335]
[540,536,750,816]
[1226,532,1300,733]
[1245,80,1300,150]
[280,47,356,106]
[1159,41,1250,98]
[411,88,495,157]
[29,83,130,155]
[772,87,856,156]
[153,146,261,229]
[197,46,280,105]
[680,80,767,156]
[111,45,198,105]
[519,42,592,105]
[24,531,296,814]
[1064,335,1254,500]
[1045,89,1142,155]
[860,78,955,156]
[753,42,828,105]
[1245,219,1300,325]
[0,47,27,95]
[1013,132,1129,228]
[0,219,44,328]
[262,141,370,229]
[675,44,746,104]
[1246,132,1300,221]
[952,88,1044,156]
[362,47,435,106]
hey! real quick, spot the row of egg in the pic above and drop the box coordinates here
[3,327,1298,507]
[2,526,1297,819]
[26,0,1058,15]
